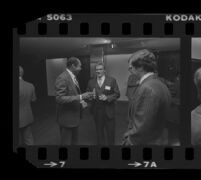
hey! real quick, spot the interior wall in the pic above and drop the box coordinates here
[104,54,132,101]
[192,38,201,60]
[19,53,47,99]
[46,58,67,96]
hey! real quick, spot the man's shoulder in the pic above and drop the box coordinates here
[57,71,69,80]
[21,80,34,88]
[106,75,116,82]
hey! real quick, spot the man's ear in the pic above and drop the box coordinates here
[72,64,76,69]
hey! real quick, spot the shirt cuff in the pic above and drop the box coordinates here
[80,95,82,101]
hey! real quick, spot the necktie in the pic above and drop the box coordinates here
[97,78,102,87]
[73,77,79,88]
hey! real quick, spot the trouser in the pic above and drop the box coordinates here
[94,107,115,145]
[19,125,34,145]
[60,126,79,145]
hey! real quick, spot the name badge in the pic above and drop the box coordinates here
[105,86,111,90]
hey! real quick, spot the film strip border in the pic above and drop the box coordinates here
[13,14,201,169]
[16,146,201,168]
[16,14,201,36]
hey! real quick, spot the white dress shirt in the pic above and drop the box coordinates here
[139,72,154,85]
[66,68,82,101]
[97,75,105,87]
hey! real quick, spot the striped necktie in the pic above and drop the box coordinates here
[73,77,79,88]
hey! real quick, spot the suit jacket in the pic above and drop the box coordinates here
[127,74,171,145]
[55,70,82,127]
[191,105,201,145]
[87,75,120,119]
[19,79,36,128]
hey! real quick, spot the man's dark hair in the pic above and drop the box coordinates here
[95,62,105,70]
[129,49,157,73]
[66,57,80,68]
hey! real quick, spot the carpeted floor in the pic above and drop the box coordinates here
[30,96,180,145]
[31,97,129,145]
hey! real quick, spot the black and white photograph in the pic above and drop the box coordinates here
[191,38,201,145]
[19,37,181,146]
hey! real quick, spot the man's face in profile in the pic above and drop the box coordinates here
[73,60,82,76]
[96,65,105,78]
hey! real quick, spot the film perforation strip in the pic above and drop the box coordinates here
[17,22,200,36]
[164,23,174,35]
[16,146,198,162]
[143,148,152,160]
[59,147,68,160]
[38,147,47,160]
[80,23,89,35]
[164,148,173,160]
[59,23,68,35]
[143,23,152,35]
[122,23,131,35]
[122,147,131,160]
[185,23,194,35]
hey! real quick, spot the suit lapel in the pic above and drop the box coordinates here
[140,74,156,86]
[133,74,157,100]
[65,70,78,94]
[100,76,107,91]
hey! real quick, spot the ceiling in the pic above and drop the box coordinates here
[20,37,180,57]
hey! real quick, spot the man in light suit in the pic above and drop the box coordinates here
[123,49,171,145]
[19,66,36,145]
[87,62,120,145]
[55,57,91,145]
[191,67,201,145]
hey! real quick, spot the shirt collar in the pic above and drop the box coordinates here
[66,68,75,79]
[139,72,154,85]
[97,75,105,81]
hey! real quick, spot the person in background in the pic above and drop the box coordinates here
[87,62,120,145]
[19,66,36,145]
[125,73,139,101]
[55,57,91,145]
[191,67,201,145]
[123,49,171,145]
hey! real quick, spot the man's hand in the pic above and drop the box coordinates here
[81,100,88,108]
[81,92,91,100]
[122,131,133,146]
[99,94,108,101]
[123,131,130,139]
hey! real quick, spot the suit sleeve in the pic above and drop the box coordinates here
[127,87,160,142]
[55,76,80,104]
[107,78,120,102]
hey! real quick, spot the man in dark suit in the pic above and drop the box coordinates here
[19,66,36,145]
[191,67,201,145]
[123,49,171,145]
[55,57,91,145]
[125,74,139,101]
[87,62,120,145]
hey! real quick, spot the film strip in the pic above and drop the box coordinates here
[13,13,201,169]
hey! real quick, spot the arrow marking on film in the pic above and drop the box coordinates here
[44,161,57,167]
[128,162,142,167]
